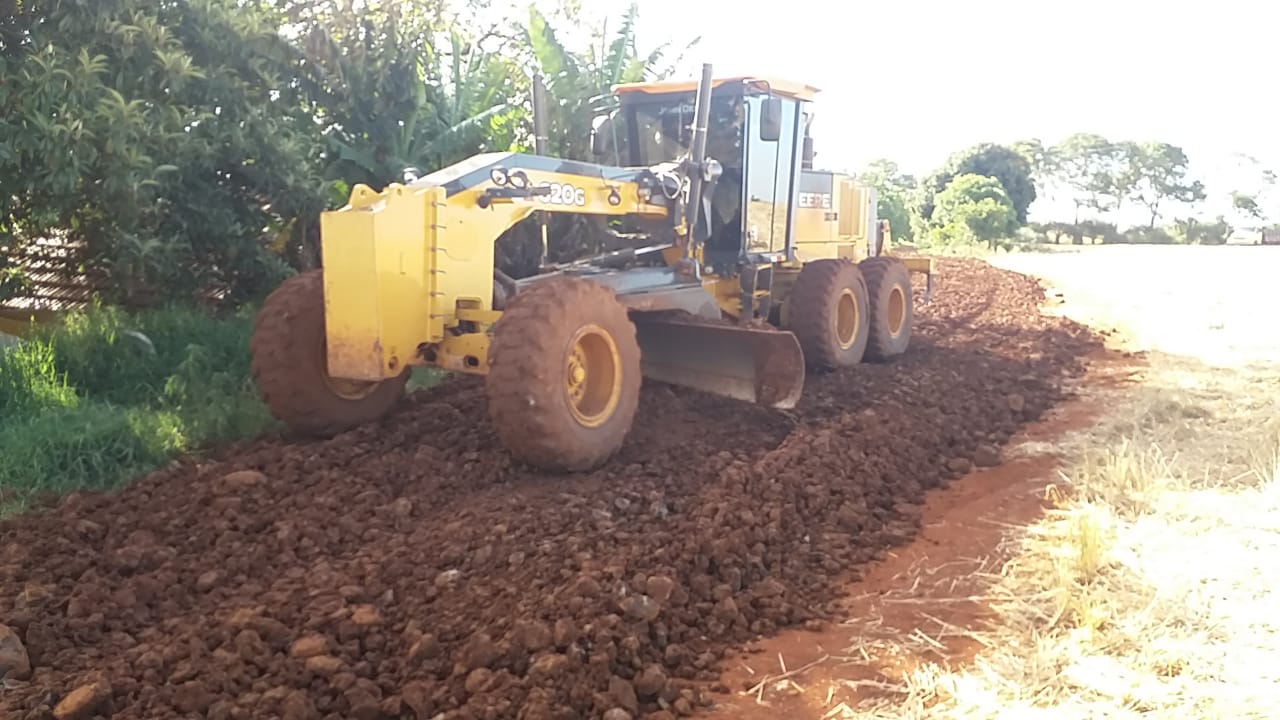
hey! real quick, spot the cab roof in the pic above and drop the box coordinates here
[611,76,820,103]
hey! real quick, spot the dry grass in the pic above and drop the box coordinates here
[832,356,1280,719]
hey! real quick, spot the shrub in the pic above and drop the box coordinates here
[0,304,275,508]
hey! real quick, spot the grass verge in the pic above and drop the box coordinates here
[0,303,276,514]
[839,355,1280,719]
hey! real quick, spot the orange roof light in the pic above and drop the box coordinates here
[611,76,820,103]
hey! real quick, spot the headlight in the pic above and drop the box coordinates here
[507,171,529,189]
[489,168,508,186]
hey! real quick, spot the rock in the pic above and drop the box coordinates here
[553,618,579,649]
[195,570,223,593]
[227,607,260,629]
[458,633,500,671]
[527,652,569,681]
[755,578,785,598]
[572,575,601,597]
[175,680,213,713]
[72,519,105,541]
[235,629,269,661]
[345,679,382,720]
[633,664,667,697]
[406,634,441,663]
[23,621,56,663]
[338,585,367,602]
[280,689,316,720]
[14,583,53,610]
[973,444,1001,467]
[603,710,633,720]
[609,675,639,715]
[350,605,382,626]
[947,457,973,474]
[645,576,676,603]
[434,569,462,588]
[663,644,692,667]
[379,696,403,718]
[221,469,266,490]
[53,680,112,720]
[0,623,32,680]
[1007,393,1026,413]
[402,680,432,718]
[620,594,661,622]
[305,655,344,676]
[674,697,693,715]
[513,620,553,652]
[390,497,414,517]
[713,596,738,621]
[648,712,676,720]
[289,634,329,658]
[464,668,493,694]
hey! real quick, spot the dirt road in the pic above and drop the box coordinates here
[0,258,1100,719]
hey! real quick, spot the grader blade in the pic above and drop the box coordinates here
[631,315,805,409]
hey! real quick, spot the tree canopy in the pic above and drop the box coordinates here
[930,174,1018,249]
[0,0,683,305]
[919,143,1037,226]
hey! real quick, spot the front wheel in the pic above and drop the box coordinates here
[249,270,409,436]
[485,276,642,472]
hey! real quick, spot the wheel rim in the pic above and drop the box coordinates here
[565,324,622,428]
[887,286,907,337]
[319,336,379,400]
[836,288,861,349]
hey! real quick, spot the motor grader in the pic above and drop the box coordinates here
[248,63,933,472]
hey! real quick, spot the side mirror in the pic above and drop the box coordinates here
[591,114,613,157]
[759,97,782,142]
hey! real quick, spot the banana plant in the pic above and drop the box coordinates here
[524,1,700,161]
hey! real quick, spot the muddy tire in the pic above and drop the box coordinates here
[860,256,913,361]
[249,269,409,436]
[787,258,870,370]
[486,276,642,472]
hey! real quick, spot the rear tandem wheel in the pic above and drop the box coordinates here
[859,256,913,361]
[786,258,871,370]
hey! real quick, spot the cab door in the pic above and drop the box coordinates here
[741,95,800,257]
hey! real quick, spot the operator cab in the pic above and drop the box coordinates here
[593,76,818,274]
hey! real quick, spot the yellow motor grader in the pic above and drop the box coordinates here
[248,63,932,471]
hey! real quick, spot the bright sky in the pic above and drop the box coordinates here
[534,0,1280,224]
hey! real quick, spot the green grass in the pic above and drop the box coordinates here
[0,302,277,513]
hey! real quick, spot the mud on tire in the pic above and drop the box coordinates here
[860,256,913,361]
[486,276,642,472]
[249,269,409,436]
[787,258,871,370]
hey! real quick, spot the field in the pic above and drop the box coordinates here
[1,246,1276,719]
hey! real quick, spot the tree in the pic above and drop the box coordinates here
[0,0,325,306]
[1232,191,1263,221]
[1052,133,1129,221]
[1013,138,1060,199]
[524,2,697,162]
[1172,216,1232,245]
[1226,155,1276,228]
[930,174,1018,249]
[503,2,697,271]
[857,159,917,243]
[919,143,1036,226]
[1122,142,1205,228]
